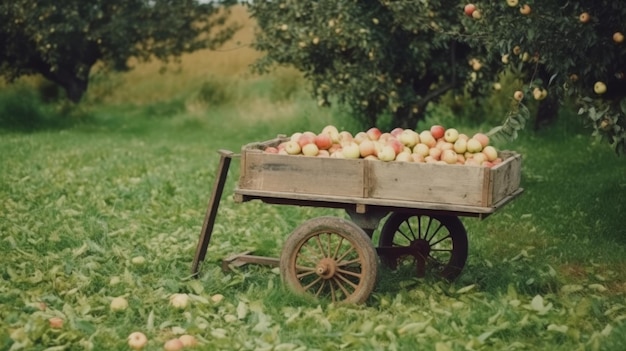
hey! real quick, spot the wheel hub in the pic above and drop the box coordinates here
[410,239,431,258]
[315,257,337,279]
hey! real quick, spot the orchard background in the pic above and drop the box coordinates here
[1,2,626,351]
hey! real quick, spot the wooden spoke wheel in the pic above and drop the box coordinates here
[280,216,378,304]
[378,212,468,280]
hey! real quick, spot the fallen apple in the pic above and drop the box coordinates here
[110,296,129,312]
[128,332,148,350]
[49,317,64,329]
[164,338,185,351]
[464,4,476,17]
[520,4,531,15]
[179,334,198,348]
[169,293,190,309]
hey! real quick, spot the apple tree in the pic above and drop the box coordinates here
[465,0,626,153]
[247,0,501,129]
[0,0,238,103]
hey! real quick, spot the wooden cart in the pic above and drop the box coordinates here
[191,136,523,304]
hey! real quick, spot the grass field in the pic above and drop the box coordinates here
[1,6,626,351]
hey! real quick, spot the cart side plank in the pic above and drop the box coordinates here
[367,161,489,207]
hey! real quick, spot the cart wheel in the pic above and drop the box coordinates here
[378,212,468,280]
[280,216,378,304]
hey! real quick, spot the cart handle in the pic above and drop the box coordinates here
[191,149,236,276]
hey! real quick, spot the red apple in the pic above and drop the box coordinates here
[520,4,531,15]
[386,138,404,155]
[429,125,445,139]
[464,4,476,17]
[314,133,333,150]
[366,127,383,141]
[389,127,404,138]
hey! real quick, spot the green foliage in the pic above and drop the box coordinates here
[248,0,495,129]
[0,0,238,102]
[248,0,626,153]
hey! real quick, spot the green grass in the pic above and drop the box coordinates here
[1,78,626,351]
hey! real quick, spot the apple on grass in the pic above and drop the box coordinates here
[169,293,190,309]
[49,317,64,329]
[110,296,129,312]
[164,338,185,351]
[464,4,476,17]
[128,332,148,350]
[179,335,198,348]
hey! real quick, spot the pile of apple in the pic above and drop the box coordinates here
[264,125,504,167]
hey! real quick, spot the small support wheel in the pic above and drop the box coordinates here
[280,216,378,304]
[378,212,468,280]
